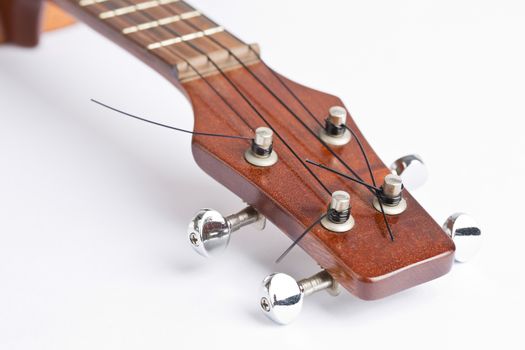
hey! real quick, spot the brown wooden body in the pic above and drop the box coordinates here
[8,0,455,300]
[0,1,73,46]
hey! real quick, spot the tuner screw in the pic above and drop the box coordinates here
[319,106,352,146]
[390,154,428,190]
[259,270,340,325]
[373,174,408,215]
[321,190,355,233]
[245,127,279,167]
[187,206,266,257]
[443,213,482,263]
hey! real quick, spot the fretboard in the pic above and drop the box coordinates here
[54,0,260,83]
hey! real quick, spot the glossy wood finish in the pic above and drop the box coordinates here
[185,63,455,299]
[0,0,43,46]
[11,0,455,299]
[0,1,74,46]
[60,0,258,81]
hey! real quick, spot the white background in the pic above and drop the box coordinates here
[1,0,524,349]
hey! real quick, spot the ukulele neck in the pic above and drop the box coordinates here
[53,0,260,84]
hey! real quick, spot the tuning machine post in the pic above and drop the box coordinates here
[319,106,352,146]
[245,127,278,167]
[187,206,266,257]
[321,190,355,233]
[391,155,481,261]
[372,154,428,215]
[259,270,339,325]
[373,174,408,215]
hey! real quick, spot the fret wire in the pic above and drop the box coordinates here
[175,2,395,239]
[122,10,201,34]
[173,4,392,240]
[175,9,355,167]
[79,0,108,6]
[98,0,180,19]
[94,1,255,132]
[214,27,388,202]
[94,6,258,141]
[147,26,224,50]
[122,0,332,196]
[175,4,370,186]
[89,0,332,197]
[222,63,397,240]
[168,3,393,239]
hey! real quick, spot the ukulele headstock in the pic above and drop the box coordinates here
[181,60,480,322]
[4,0,480,325]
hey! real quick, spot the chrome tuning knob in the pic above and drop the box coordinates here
[390,154,428,191]
[443,213,482,263]
[259,270,340,325]
[188,206,265,257]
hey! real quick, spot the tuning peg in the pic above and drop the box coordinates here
[443,213,482,263]
[188,206,265,257]
[390,154,428,191]
[259,270,340,325]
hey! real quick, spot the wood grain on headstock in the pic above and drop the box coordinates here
[44,0,455,299]
[185,63,455,299]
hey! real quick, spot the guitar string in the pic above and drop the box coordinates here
[278,157,395,261]
[95,1,389,252]
[159,3,381,199]
[275,214,326,264]
[91,99,252,140]
[114,0,331,195]
[172,1,394,240]
[91,0,253,133]
[306,160,380,192]
[92,2,251,134]
[101,0,391,255]
[98,0,331,195]
[178,1,365,185]
[340,124,393,241]
[108,2,338,259]
[173,2,394,241]
[308,147,394,242]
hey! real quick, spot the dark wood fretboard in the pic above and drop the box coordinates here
[54,0,260,83]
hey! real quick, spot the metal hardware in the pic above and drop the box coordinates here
[319,106,351,146]
[321,190,355,233]
[443,213,482,263]
[390,154,428,190]
[245,127,279,167]
[122,10,202,34]
[373,174,408,215]
[188,206,265,257]
[259,270,339,325]
[98,0,181,19]
[147,26,225,50]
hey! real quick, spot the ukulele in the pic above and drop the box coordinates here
[1,0,482,325]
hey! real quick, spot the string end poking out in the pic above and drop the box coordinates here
[90,99,252,140]
[275,214,326,264]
